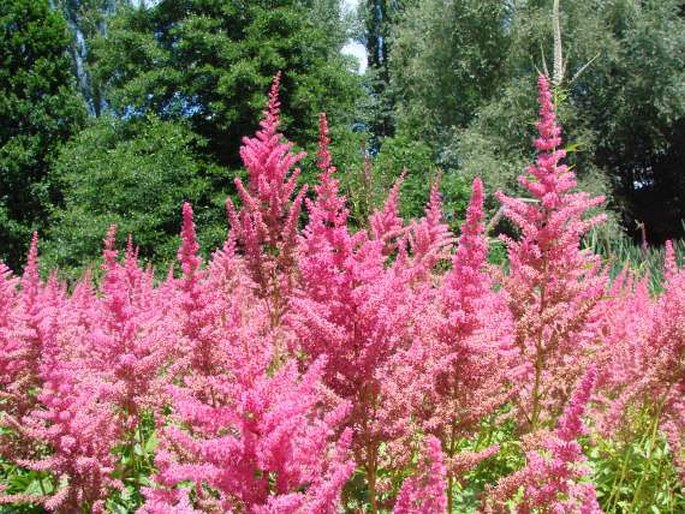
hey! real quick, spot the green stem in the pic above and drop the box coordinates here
[606,440,633,512]
[38,473,48,496]
[628,398,666,511]
[447,473,454,514]
[137,422,148,466]
[446,415,459,514]
[367,446,378,514]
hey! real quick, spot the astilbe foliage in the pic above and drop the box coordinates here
[497,75,607,431]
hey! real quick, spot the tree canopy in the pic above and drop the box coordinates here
[0,0,85,269]
[383,0,685,241]
[1,0,684,273]
[90,0,361,169]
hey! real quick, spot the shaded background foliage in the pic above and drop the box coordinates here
[0,0,86,270]
[0,0,684,273]
[385,0,685,242]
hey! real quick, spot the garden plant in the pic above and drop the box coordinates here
[0,75,683,513]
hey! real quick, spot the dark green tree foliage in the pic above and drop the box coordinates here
[358,0,408,138]
[45,115,214,273]
[91,0,360,170]
[0,0,85,270]
[448,0,685,241]
[572,0,685,242]
[390,0,511,142]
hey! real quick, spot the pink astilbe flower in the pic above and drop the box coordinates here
[93,227,163,428]
[497,75,607,430]
[404,179,454,277]
[21,232,41,305]
[1,346,120,512]
[598,242,685,478]
[382,179,514,509]
[303,114,349,241]
[0,261,20,405]
[291,118,419,512]
[226,73,307,314]
[641,242,685,457]
[485,366,602,513]
[370,176,406,255]
[143,194,353,512]
[298,113,354,276]
[393,436,448,514]
[144,336,353,512]
[1,234,44,417]
[435,176,515,435]
[173,202,223,379]
[294,115,414,404]
[592,271,654,435]
[0,246,121,512]
[178,202,202,289]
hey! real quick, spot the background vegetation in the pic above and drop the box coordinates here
[1,0,684,274]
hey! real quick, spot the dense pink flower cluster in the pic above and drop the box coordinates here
[1,74,683,513]
[497,75,607,431]
[485,367,602,513]
[393,436,448,514]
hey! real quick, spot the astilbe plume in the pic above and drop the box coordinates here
[593,271,654,434]
[1,236,57,465]
[386,179,515,510]
[485,366,602,513]
[93,227,164,428]
[376,185,455,461]
[0,234,44,418]
[393,436,448,514]
[640,242,685,464]
[143,204,354,512]
[598,242,685,479]
[0,243,121,512]
[400,178,454,282]
[171,202,227,382]
[497,75,607,430]
[226,72,307,319]
[1,343,121,512]
[290,116,420,512]
[297,113,356,286]
[370,176,406,255]
[0,261,21,410]
[144,354,354,513]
